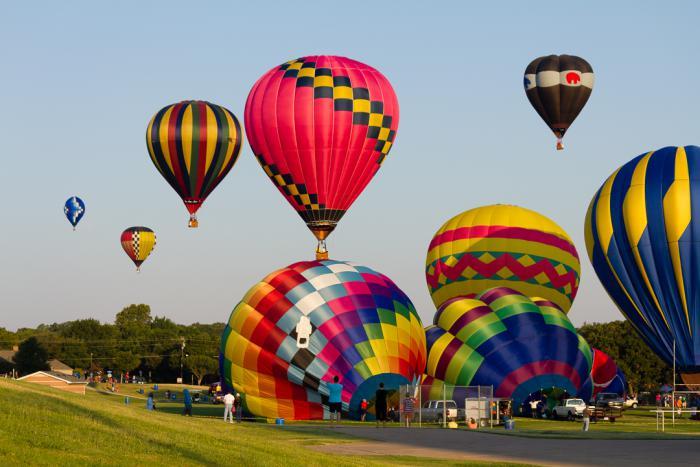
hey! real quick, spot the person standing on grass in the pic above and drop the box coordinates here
[223,392,235,423]
[146,393,155,411]
[375,382,388,428]
[402,392,415,427]
[327,375,343,426]
[529,399,537,418]
[360,399,368,422]
[183,389,193,417]
[582,406,591,432]
[234,393,243,423]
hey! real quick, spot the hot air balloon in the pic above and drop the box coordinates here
[423,287,592,410]
[426,205,580,313]
[579,349,627,401]
[64,196,85,230]
[120,227,156,271]
[146,100,242,228]
[524,55,594,150]
[244,56,400,258]
[220,259,426,420]
[585,145,700,383]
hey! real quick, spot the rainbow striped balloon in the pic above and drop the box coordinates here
[220,260,426,420]
[426,205,580,313]
[423,287,592,408]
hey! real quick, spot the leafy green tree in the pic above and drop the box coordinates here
[144,316,179,371]
[0,327,17,349]
[14,337,50,376]
[112,351,142,377]
[187,355,218,385]
[115,304,153,332]
[60,319,117,342]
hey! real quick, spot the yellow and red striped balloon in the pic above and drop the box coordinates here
[120,227,156,271]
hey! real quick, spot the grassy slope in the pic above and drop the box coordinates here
[0,380,525,467]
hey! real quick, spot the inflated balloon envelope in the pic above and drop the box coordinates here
[220,259,426,420]
[245,56,400,259]
[120,226,156,272]
[578,348,627,402]
[585,145,700,381]
[146,101,243,228]
[426,205,581,314]
[524,54,594,150]
[422,287,592,408]
[64,196,86,231]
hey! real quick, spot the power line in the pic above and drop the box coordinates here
[0,337,216,346]
[66,354,176,361]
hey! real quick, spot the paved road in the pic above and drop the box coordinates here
[312,426,700,466]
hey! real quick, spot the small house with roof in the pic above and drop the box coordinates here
[18,371,88,395]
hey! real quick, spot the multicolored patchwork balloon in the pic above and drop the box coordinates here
[423,287,592,409]
[244,56,399,258]
[63,196,85,230]
[585,146,700,376]
[120,227,156,271]
[524,54,594,150]
[220,260,426,420]
[146,100,242,228]
[426,205,580,313]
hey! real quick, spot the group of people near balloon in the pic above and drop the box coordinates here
[66,53,698,421]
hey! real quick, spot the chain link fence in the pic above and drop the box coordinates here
[397,384,512,428]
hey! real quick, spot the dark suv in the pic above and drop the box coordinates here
[595,392,624,409]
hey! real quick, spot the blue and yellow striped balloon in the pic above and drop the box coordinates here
[585,146,700,373]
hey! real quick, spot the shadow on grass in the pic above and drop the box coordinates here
[16,390,221,465]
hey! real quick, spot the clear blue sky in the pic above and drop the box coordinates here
[2,1,699,330]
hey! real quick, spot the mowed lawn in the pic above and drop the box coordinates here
[0,379,527,466]
[119,385,700,438]
[472,408,700,440]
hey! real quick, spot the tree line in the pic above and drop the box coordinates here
[0,304,223,385]
[1,306,672,392]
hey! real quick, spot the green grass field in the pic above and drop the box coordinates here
[479,409,700,439]
[0,380,528,466]
[114,382,700,439]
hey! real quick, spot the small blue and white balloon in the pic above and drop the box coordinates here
[64,196,85,230]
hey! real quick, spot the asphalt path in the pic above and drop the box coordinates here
[313,426,700,466]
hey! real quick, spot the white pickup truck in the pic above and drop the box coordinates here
[420,400,458,423]
[552,398,587,420]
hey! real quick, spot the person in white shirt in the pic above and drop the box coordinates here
[223,392,235,423]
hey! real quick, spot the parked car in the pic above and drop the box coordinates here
[552,398,586,420]
[624,396,639,409]
[595,392,624,409]
[420,400,458,423]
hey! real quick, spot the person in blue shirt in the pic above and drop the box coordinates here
[327,375,343,426]
[182,389,193,417]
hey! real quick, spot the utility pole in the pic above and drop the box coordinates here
[90,352,93,378]
[180,337,186,384]
[672,340,676,426]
